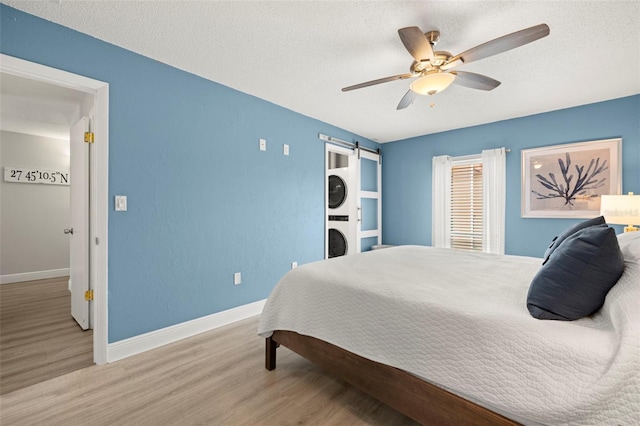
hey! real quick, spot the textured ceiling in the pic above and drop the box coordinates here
[2,1,639,143]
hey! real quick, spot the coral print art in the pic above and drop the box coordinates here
[521,139,621,218]
[530,148,610,211]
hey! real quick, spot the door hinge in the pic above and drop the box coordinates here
[84,289,94,301]
[84,132,95,144]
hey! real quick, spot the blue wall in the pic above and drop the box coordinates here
[0,5,378,342]
[382,95,640,257]
[3,5,638,343]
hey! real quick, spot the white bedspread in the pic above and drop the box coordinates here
[258,245,640,425]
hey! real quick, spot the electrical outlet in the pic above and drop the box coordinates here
[234,272,241,285]
[259,138,266,151]
[291,261,297,269]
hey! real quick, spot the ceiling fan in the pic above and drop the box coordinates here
[342,23,550,110]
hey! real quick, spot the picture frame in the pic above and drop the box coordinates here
[521,138,622,218]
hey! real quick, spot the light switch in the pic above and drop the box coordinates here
[283,144,289,156]
[115,195,127,211]
[259,138,266,151]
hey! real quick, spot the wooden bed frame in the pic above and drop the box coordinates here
[266,330,521,426]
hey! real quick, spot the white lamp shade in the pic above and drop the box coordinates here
[410,72,455,95]
[600,194,640,225]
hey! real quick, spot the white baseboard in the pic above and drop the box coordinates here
[0,268,70,284]
[107,299,266,363]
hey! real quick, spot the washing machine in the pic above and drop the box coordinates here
[327,215,351,258]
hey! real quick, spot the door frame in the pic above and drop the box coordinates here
[1,54,109,364]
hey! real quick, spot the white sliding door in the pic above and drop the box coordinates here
[356,149,382,252]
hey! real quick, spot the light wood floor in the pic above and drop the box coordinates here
[0,277,93,395]
[0,316,418,425]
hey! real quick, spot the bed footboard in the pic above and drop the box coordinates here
[265,330,520,426]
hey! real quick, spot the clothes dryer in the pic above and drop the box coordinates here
[327,167,350,216]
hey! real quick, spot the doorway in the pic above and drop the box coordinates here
[325,145,357,258]
[0,54,109,365]
[0,74,92,392]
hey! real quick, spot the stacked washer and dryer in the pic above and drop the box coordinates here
[326,149,357,258]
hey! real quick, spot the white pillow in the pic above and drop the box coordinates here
[617,232,640,262]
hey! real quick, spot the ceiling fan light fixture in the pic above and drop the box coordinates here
[410,72,455,95]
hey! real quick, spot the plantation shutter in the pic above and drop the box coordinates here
[450,162,483,251]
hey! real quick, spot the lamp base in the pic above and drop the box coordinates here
[624,225,639,233]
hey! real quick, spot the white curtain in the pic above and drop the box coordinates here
[482,148,506,254]
[432,155,451,248]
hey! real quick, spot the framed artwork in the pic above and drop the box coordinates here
[521,138,622,218]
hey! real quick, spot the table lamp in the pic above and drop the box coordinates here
[600,192,640,232]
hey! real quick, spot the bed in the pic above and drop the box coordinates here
[258,233,640,425]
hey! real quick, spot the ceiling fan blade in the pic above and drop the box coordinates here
[449,23,549,65]
[342,73,415,92]
[397,90,417,110]
[398,27,435,62]
[450,71,501,91]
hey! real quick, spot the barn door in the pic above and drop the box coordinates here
[356,148,382,252]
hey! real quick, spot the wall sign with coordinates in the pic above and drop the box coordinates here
[3,166,70,186]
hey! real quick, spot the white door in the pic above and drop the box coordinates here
[69,117,90,330]
[356,148,382,252]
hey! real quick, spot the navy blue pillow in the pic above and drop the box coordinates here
[542,216,606,265]
[528,225,624,321]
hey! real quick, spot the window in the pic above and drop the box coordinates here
[450,159,483,251]
[432,148,506,254]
